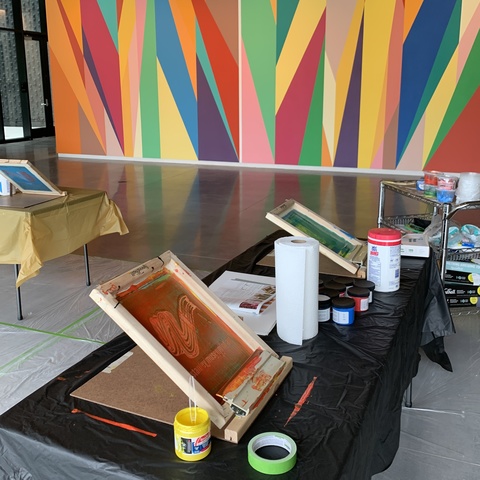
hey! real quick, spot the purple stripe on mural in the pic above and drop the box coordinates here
[335,18,363,168]
[197,58,238,162]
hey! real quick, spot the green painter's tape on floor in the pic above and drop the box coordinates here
[0,307,107,373]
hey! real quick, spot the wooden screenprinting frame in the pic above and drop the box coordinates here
[88,252,292,441]
[266,199,367,275]
[0,159,66,196]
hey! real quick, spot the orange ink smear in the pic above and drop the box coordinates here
[284,376,317,426]
[71,408,157,437]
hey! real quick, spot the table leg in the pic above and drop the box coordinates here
[404,381,413,408]
[84,244,91,286]
[14,264,23,321]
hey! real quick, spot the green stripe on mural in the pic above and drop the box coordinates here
[427,30,480,161]
[299,41,325,167]
[140,0,161,158]
[242,0,276,156]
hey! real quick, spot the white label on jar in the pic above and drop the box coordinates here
[318,308,330,322]
[358,296,369,311]
[332,308,352,325]
[367,243,400,292]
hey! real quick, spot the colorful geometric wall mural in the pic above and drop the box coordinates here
[46,0,480,172]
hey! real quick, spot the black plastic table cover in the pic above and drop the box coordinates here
[0,231,454,480]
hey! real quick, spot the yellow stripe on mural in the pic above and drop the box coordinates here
[276,0,325,113]
[170,1,197,98]
[358,0,396,169]
[333,1,364,156]
[133,101,143,157]
[422,49,458,164]
[460,1,480,38]
[118,2,137,157]
[157,60,197,160]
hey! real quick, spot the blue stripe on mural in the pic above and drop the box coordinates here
[154,1,198,151]
[335,17,363,168]
[410,0,461,155]
[197,58,238,162]
[396,0,457,163]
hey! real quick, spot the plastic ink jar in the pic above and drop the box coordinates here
[353,279,375,303]
[319,288,340,301]
[424,171,440,198]
[346,287,370,312]
[332,297,355,325]
[174,407,211,461]
[367,228,401,293]
[324,280,346,297]
[436,188,455,203]
[318,294,331,322]
[333,276,354,291]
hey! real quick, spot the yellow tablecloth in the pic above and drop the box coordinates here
[0,187,129,287]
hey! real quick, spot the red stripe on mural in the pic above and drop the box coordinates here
[193,0,239,155]
[426,88,480,173]
[81,0,124,150]
[275,13,326,165]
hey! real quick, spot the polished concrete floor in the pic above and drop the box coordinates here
[0,137,419,273]
[0,137,479,479]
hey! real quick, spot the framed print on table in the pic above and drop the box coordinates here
[0,159,66,196]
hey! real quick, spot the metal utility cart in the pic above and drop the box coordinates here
[377,179,480,284]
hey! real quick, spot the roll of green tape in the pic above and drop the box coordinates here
[247,432,297,475]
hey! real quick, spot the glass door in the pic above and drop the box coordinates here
[24,34,54,137]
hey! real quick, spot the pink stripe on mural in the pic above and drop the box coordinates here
[396,117,425,171]
[241,42,274,164]
[84,63,106,147]
[276,13,326,165]
[129,0,147,138]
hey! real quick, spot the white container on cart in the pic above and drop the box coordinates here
[367,228,401,293]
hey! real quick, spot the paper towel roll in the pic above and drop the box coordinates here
[274,236,319,345]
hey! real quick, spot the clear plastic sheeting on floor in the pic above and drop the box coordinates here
[374,308,480,480]
[0,254,138,415]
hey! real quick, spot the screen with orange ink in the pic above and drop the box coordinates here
[117,269,254,398]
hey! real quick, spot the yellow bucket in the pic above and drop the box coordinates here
[173,407,211,461]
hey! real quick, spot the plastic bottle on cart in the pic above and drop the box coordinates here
[367,228,401,293]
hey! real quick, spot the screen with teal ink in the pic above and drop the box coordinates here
[282,210,355,257]
[0,165,50,192]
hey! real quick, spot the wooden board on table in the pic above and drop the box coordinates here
[72,346,292,444]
